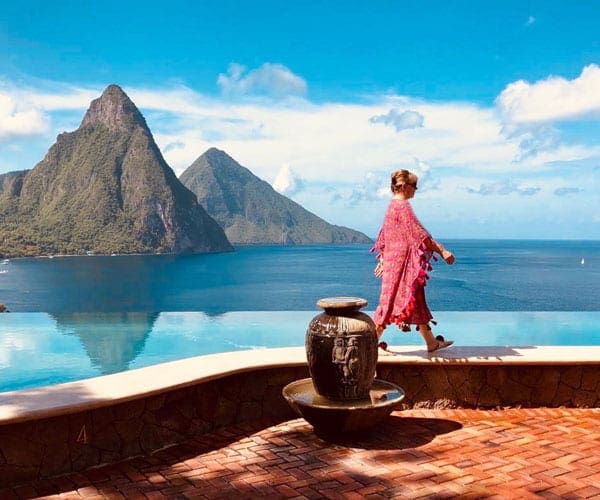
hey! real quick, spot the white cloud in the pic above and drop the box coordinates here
[8,78,584,187]
[369,108,424,131]
[496,64,600,125]
[147,96,522,181]
[2,66,597,183]
[272,164,305,196]
[0,91,49,140]
[0,79,535,181]
[217,62,308,98]
[526,16,536,26]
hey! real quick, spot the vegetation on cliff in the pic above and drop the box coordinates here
[0,85,232,257]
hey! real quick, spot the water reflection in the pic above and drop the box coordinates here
[52,313,158,374]
[2,311,598,394]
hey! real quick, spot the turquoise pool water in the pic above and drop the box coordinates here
[1,311,598,393]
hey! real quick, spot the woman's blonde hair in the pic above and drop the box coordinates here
[390,169,418,194]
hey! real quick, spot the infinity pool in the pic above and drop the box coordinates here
[1,311,598,393]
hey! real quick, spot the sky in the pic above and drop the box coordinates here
[0,0,599,240]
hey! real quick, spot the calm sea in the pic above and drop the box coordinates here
[0,240,598,313]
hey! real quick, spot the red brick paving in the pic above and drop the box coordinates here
[2,408,599,499]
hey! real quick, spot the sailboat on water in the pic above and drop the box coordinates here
[581,257,585,265]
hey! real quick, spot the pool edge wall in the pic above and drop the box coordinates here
[1,346,599,488]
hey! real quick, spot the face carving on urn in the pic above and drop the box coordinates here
[331,335,360,383]
[332,337,346,364]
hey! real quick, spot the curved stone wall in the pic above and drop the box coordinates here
[1,346,599,487]
[0,366,307,488]
[379,364,600,409]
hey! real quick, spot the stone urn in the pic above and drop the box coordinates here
[306,297,377,401]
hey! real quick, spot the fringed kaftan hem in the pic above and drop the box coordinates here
[371,241,437,331]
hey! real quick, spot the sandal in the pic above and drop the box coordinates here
[377,341,394,356]
[427,335,454,352]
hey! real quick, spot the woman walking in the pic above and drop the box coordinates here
[372,169,455,352]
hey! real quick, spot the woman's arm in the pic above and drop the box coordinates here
[424,237,455,264]
[374,259,384,277]
[372,227,385,277]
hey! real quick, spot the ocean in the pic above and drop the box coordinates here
[0,240,598,313]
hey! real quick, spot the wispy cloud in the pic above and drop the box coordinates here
[348,171,389,204]
[163,140,185,153]
[513,126,559,162]
[410,158,440,192]
[466,179,541,196]
[217,62,308,98]
[369,108,424,131]
[329,191,343,204]
[554,187,581,196]
[525,16,536,26]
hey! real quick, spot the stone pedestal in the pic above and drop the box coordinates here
[285,297,405,435]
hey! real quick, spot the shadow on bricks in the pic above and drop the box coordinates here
[310,415,462,449]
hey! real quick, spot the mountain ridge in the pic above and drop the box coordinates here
[180,148,372,245]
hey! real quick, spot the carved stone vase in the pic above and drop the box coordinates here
[306,297,377,401]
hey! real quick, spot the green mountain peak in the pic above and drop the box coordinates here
[80,84,147,133]
[0,86,233,257]
[180,148,372,245]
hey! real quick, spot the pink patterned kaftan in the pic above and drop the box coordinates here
[372,199,435,329]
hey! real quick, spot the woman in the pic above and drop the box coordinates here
[372,169,455,352]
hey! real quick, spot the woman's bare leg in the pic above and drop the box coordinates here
[418,324,437,350]
[418,324,453,352]
[375,324,393,357]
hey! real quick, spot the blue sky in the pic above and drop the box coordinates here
[1,0,599,239]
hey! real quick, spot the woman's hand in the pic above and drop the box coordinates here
[442,249,455,265]
[374,260,384,278]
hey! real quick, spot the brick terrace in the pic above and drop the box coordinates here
[2,407,599,499]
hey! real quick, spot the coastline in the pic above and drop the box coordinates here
[3,238,599,260]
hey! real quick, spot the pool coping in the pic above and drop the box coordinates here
[2,345,600,425]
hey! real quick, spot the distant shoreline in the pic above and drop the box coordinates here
[2,238,599,261]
